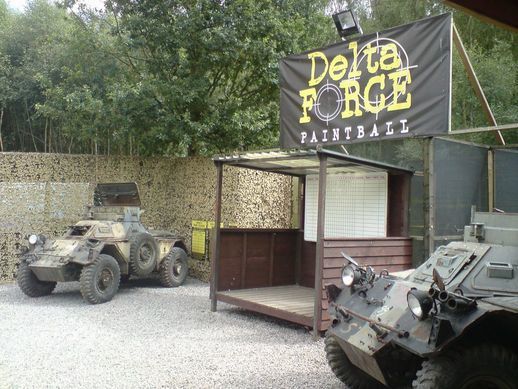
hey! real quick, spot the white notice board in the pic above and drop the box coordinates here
[304,172,388,242]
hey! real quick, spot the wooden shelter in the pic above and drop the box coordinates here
[210,148,413,336]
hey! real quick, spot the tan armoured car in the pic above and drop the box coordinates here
[17,183,189,304]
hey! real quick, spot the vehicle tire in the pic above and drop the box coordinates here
[159,247,188,287]
[325,333,385,389]
[412,343,518,389]
[17,259,57,297]
[80,254,120,304]
[129,233,158,277]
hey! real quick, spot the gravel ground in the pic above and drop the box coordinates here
[0,278,343,389]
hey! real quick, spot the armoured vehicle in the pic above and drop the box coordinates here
[325,209,518,389]
[17,182,189,304]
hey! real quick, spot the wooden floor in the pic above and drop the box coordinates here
[216,285,314,328]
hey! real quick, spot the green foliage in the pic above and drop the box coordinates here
[100,0,334,155]
[451,40,518,144]
[0,0,516,155]
[0,0,335,155]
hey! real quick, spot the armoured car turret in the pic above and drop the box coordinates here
[325,209,518,388]
[17,183,189,304]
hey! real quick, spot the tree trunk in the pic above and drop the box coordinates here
[50,119,54,153]
[0,107,4,152]
[25,99,38,152]
[13,109,24,150]
[44,118,48,153]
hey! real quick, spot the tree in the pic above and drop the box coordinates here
[0,0,515,155]
[100,0,335,155]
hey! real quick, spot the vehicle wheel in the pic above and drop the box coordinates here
[129,233,158,277]
[325,333,385,389]
[413,343,518,389]
[80,254,120,304]
[17,259,57,297]
[159,247,188,287]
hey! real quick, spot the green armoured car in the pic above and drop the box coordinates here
[325,209,518,389]
[17,182,189,304]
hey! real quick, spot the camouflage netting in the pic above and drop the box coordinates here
[0,153,293,282]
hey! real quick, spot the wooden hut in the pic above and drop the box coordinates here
[210,148,413,336]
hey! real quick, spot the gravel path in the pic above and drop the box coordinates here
[0,278,343,388]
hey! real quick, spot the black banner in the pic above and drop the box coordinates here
[279,13,452,148]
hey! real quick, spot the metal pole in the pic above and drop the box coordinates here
[449,123,517,136]
[423,138,435,257]
[313,152,327,339]
[452,23,505,145]
[488,149,495,212]
[210,161,223,312]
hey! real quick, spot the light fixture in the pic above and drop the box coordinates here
[342,265,361,287]
[407,289,433,320]
[332,9,362,39]
[28,234,45,246]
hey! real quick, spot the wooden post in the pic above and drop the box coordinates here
[313,151,327,339]
[298,177,305,229]
[241,232,247,288]
[210,161,223,312]
[268,233,275,286]
[452,23,505,145]
[295,176,305,285]
[488,149,495,211]
[423,138,435,257]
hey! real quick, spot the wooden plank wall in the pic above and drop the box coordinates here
[319,237,413,331]
[387,174,411,237]
[218,229,298,291]
[299,238,316,288]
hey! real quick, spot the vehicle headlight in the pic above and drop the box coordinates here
[28,234,38,245]
[341,265,360,287]
[407,289,433,320]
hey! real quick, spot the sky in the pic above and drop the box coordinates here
[5,0,27,11]
[5,0,105,12]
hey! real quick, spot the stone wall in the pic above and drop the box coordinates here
[0,152,292,282]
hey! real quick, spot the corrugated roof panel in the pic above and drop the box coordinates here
[213,148,413,176]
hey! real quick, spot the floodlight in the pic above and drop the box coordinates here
[332,9,362,38]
